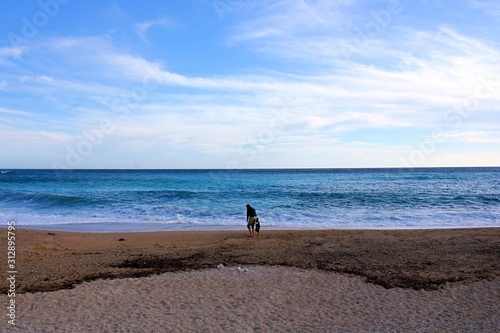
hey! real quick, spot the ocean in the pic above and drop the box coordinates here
[0,168,499,232]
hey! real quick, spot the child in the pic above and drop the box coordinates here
[255,217,260,236]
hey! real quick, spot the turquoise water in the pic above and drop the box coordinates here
[0,168,499,232]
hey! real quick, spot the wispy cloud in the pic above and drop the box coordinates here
[0,46,24,65]
[0,106,36,117]
[469,0,500,16]
[230,0,354,43]
[135,18,169,42]
[4,30,499,145]
[442,131,500,144]
[1,0,499,168]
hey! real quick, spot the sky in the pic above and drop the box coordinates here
[1,0,499,169]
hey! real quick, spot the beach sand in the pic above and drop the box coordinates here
[1,228,499,332]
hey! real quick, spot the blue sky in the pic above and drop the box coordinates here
[1,0,499,169]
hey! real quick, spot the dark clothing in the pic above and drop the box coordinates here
[246,204,259,236]
[246,206,257,219]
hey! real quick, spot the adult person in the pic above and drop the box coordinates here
[246,204,258,237]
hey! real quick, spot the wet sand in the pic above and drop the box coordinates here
[1,228,499,293]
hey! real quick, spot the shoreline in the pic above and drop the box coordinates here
[1,227,499,294]
[8,223,500,233]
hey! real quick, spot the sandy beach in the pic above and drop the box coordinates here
[1,228,499,332]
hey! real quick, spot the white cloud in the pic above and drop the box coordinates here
[469,0,500,16]
[442,131,500,144]
[0,46,24,65]
[135,18,169,41]
[3,32,497,160]
[0,126,70,147]
[12,28,499,111]
[0,107,36,117]
[230,0,354,43]
[426,151,500,167]
[2,1,499,169]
